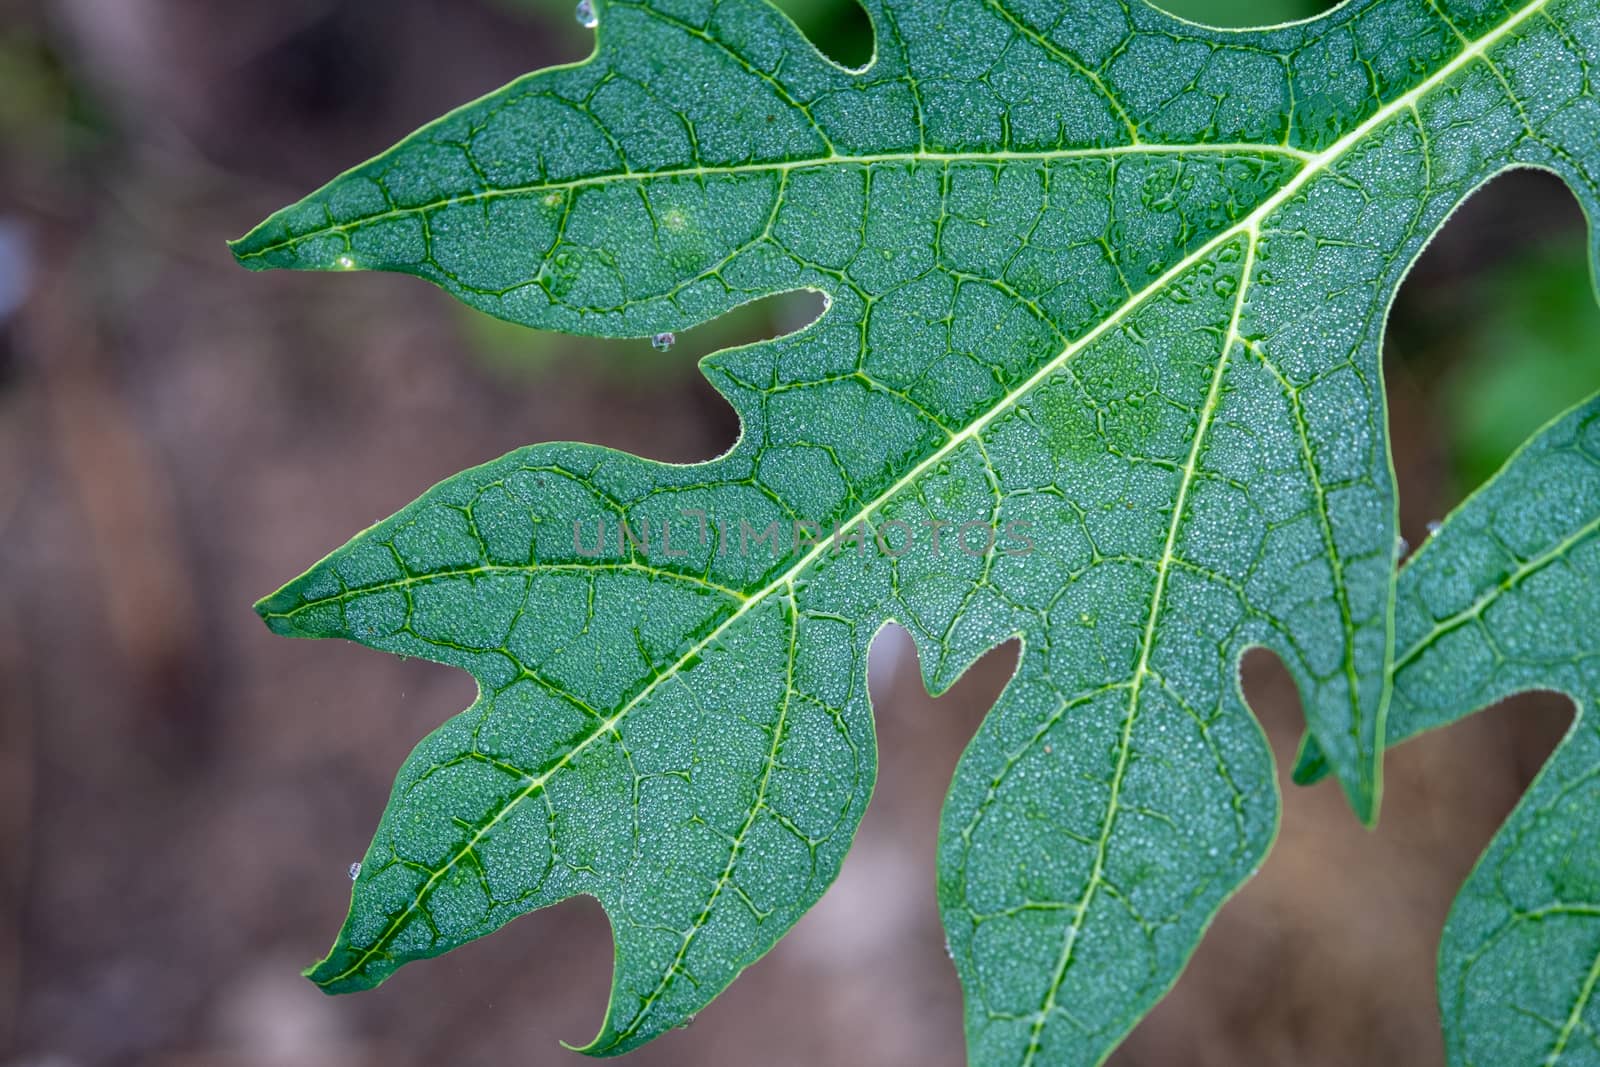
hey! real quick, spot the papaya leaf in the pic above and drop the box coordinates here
[1298,392,1600,1066]
[233,0,1600,1061]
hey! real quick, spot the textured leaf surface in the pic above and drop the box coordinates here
[233,0,1600,1061]
[1298,393,1600,1066]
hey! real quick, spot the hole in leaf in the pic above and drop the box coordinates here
[867,626,1020,724]
[862,626,1019,841]
[773,0,874,70]
[1237,645,1307,764]
[1385,169,1598,535]
[1164,654,1575,1064]
[1152,0,1335,29]
[859,624,1020,903]
[459,288,826,465]
[812,626,1015,1039]
[1370,690,1574,936]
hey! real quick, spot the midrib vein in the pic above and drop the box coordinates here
[238,142,1305,258]
[318,0,1550,985]
[264,559,751,617]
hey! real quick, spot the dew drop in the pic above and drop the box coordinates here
[575,0,598,28]
[1397,536,1410,556]
[651,332,676,352]
[335,254,356,271]
[1426,519,1442,535]
[349,861,362,880]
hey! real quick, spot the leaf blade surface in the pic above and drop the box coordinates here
[238,0,1600,1060]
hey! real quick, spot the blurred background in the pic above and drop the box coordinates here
[0,0,1596,1064]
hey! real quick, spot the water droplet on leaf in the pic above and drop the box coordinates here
[349,861,362,880]
[651,332,676,352]
[575,0,598,28]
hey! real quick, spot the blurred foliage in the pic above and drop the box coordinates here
[0,30,105,161]
[457,298,703,382]
[776,0,875,68]
[0,32,70,142]
[1154,0,1328,27]
[460,291,823,384]
[1442,235,1600,493]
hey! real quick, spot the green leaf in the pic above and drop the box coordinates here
[1299,391,1600,1066]
[233,0,1600,1061]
